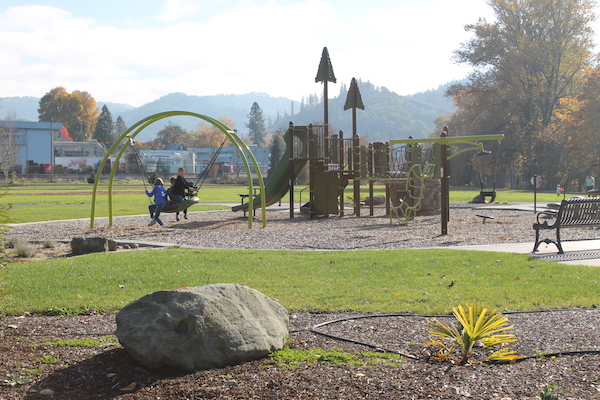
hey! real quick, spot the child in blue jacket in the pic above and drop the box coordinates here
[146,178,168,228]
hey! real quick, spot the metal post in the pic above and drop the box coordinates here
[338,130,344,217]
[353,136,360,217]
[368,143,374,216]
[441,127,449,235]
[288,122,295,219]
[50,121,54,183]
[308,124,315,219]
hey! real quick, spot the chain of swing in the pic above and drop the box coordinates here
[129,138,228,202]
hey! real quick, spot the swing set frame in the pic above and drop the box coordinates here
[89,111,267,229]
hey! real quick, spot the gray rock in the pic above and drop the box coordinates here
[70,237,117,255]
[115,283,289,371]
[364,195,386,205]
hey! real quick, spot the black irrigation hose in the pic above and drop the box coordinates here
[307,308,600,363]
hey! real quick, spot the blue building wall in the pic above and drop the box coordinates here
[0,121,63,172]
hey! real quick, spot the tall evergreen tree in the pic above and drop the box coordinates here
[93,105,116,147]
[266,133,284,181]
[115,116,128,137]
[246,102,266,147]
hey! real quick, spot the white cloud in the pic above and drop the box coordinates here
[157,0,202,21]
[2,0,599,107]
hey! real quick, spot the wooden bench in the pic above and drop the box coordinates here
[533,197,600,254]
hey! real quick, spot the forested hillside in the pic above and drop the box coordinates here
[272,80,455,142]
[0,83,454,143]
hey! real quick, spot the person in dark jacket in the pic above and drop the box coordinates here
[172,167,193,204]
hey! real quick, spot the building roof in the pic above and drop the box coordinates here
[0,121,64,130]
[164,144,187,150]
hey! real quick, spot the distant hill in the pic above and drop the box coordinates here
[117,92,300,141]
[0,83,455,143]
[0,96,40,121]
[279,80,455,142]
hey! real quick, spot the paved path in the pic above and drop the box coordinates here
[446,202,600,266]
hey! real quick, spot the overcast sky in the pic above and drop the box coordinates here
[1,0,598,107]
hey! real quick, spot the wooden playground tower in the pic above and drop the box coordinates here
[285,122,360,219]
[284,121,437,220]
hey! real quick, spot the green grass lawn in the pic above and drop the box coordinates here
[2,183,597,317]
[1,183,576,223]
[2,248,599,316]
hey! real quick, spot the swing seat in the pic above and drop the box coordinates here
[163,196,199,213]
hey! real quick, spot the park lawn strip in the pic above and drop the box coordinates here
[2,248,598,316]
[2,184,571,223]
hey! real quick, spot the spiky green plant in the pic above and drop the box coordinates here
[425,304,522,364]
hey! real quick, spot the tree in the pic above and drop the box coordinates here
[0,123,19,183]
[266,130,285,181]
[93,105,116,147]
[191,117,234,148]
[115,116,128,138]
[553,65,600,182]
[246,102,266,147]
[38,87,100,142]
[448,0,596,187]
[154,122,190,149]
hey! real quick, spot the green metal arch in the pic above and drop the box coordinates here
[90,111,266,229]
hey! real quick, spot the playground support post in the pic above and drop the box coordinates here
[441,128,450,235]
[288,123,295,219]
[368,143,375,216]
[338,130,344,216]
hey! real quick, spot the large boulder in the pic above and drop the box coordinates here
[71,237,117,255]
[115,283,289,371]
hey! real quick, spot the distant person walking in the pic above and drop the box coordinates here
[585,175,595,193]
[146,177,169,228]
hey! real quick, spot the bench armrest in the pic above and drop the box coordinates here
[536,210,557,224]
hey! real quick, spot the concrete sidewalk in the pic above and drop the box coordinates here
[441,239,600,266]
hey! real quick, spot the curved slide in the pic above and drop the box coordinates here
[232,129,307,212]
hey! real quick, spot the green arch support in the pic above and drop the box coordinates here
[90,111,266,229]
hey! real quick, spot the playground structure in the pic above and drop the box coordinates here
[234,122,504,235]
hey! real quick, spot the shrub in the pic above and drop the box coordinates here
[42,241,56,249]
[4,236,37,258]
[6,236,27,249]
[14,244,37,258]
[425,304,522,364]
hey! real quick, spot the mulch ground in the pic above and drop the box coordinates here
[1,309,600,399]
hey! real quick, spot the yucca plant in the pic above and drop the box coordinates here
[425,304,522,364]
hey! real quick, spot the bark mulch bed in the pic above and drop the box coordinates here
[1,309,600,399]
